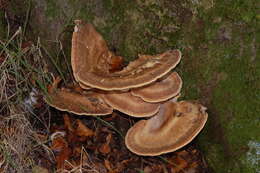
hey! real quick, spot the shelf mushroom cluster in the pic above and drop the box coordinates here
[46,20,208,156]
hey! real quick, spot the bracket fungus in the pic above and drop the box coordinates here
[102,91,160,117]
[44,20,208,157]
[71,20,112,82]
[131,72,182,103]
[125,101,208,156]
[46,78,113,116]
[71,20,181,90]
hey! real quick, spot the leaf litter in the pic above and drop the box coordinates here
[43,112,209,173]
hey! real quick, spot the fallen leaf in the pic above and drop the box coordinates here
[72,146,82,158]
[171,156,188,172]
[99,143,111,154]
[56,147,72,170]
[103,112,117,121]
[50,133,71,170]
[47,77,61,93]
[99,134,112,154]
[109,56,124,72]
[51,134,67,152]
[177,150,189,157]
[112,158,132,173]
[75,119,94,137]
[104,159,113,171]
[190,162,199,169]
[63,114,74,132]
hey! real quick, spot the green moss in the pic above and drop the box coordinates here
[45,0,58,18]
[187,0,259,172]
[204,143,228,171]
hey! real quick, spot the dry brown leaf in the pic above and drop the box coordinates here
[177,150,189,157]
[51,135,67,152]
[103,112,117,121]
[66,128,80,144]
[99,134,112,154]
[72,146,82,158]
[51,134,72,170]
[75,120,94,137]
[99,142,111,154]
[63,114,74,132]
[47,77,61,93]
[104,159,113,171]
[170,156,188,173]
[109,56,124,72]
[191,149,198,154]
[106,133,112,142]
[112,158,132,173]
[62,159,79,172]
[56,147,72,170]
[190,162,199,169]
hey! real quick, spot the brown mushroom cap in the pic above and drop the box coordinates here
[102,91,160,117]
[45,78,113,116]
[78,82,92,90]
[71,20,112,82]
[125,101,208,156]
[72,20,181,90]
[131,72,182,103]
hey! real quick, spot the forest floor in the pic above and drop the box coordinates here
[0,0,259,173]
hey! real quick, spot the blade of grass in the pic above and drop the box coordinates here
[157,155,181,168]
[94,116,124,139]
[77,103,124,138]
[41,44,66,82]
[36,79,49,97]
[0,27,21,56]
[22,0,32,37]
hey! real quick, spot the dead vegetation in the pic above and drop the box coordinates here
[0,23,52,172]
